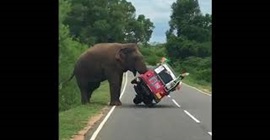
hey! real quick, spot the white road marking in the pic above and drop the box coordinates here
[120,73,128,99]
[170,98,200,124]
[172,99,181,108]
[89,106,116,140]
[170,98,212,135]
[208,132,212,136]
[184,110,200,123]
[182,83,211,96]
[89,72,128,140]
[170,89,211,136]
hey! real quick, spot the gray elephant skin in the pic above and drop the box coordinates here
[61,43,148,106]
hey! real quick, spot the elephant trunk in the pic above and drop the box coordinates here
[137,65,147,74]
[134,61,147,76]
[129,48,148,76]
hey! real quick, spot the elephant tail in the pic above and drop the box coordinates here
[59,71,75,90]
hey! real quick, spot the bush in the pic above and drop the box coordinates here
[139,44,167,65]
[59,0,89,111]
[59,24,88,111]
[139,43,211,88]
[172,56,211,85]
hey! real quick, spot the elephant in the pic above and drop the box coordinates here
[60,43,148,106]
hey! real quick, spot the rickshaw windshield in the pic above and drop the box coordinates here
[162,63,178,79]
[154,63,178,85]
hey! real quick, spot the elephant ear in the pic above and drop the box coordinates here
[115,46,135,62]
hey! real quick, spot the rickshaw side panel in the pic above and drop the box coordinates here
[139,70,167,100]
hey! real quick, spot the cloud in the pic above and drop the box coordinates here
[127,0,174,22]
[150,22,170,43]
[126,0,212,43]
[198,0,212,14]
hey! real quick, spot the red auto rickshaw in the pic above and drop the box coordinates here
[131,62,189,107]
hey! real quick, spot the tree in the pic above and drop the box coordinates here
[165,0,212,60]
[125,15,154,44]
[59,0,89,110]
[165,0,212,85]
[64,0,154,45]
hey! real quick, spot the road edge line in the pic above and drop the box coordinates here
[182,82,211,96]
[89,72,128,140]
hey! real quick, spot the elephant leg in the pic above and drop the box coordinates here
[76,78,90,104]
[108,73,123,106]
[79,88,89,105]
[86,82,101,102]
[117,75,123,100]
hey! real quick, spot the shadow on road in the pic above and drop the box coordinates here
[118,104,178,109]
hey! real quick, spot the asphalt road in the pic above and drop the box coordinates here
[87,71,212,140]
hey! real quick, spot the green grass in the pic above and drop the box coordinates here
[183,77,212,93]
[59,81,110,140]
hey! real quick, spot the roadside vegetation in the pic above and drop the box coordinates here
[59,0,211,139]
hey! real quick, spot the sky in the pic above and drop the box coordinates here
[126,0,212,43]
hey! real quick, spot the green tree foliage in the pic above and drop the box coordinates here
[139,43,166,65]
[167,0,211,42]
[64,0,154,45]
[59,0,154,111]
[125,15,154,45]
[165,0,212,85]
[59,0,89,111]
